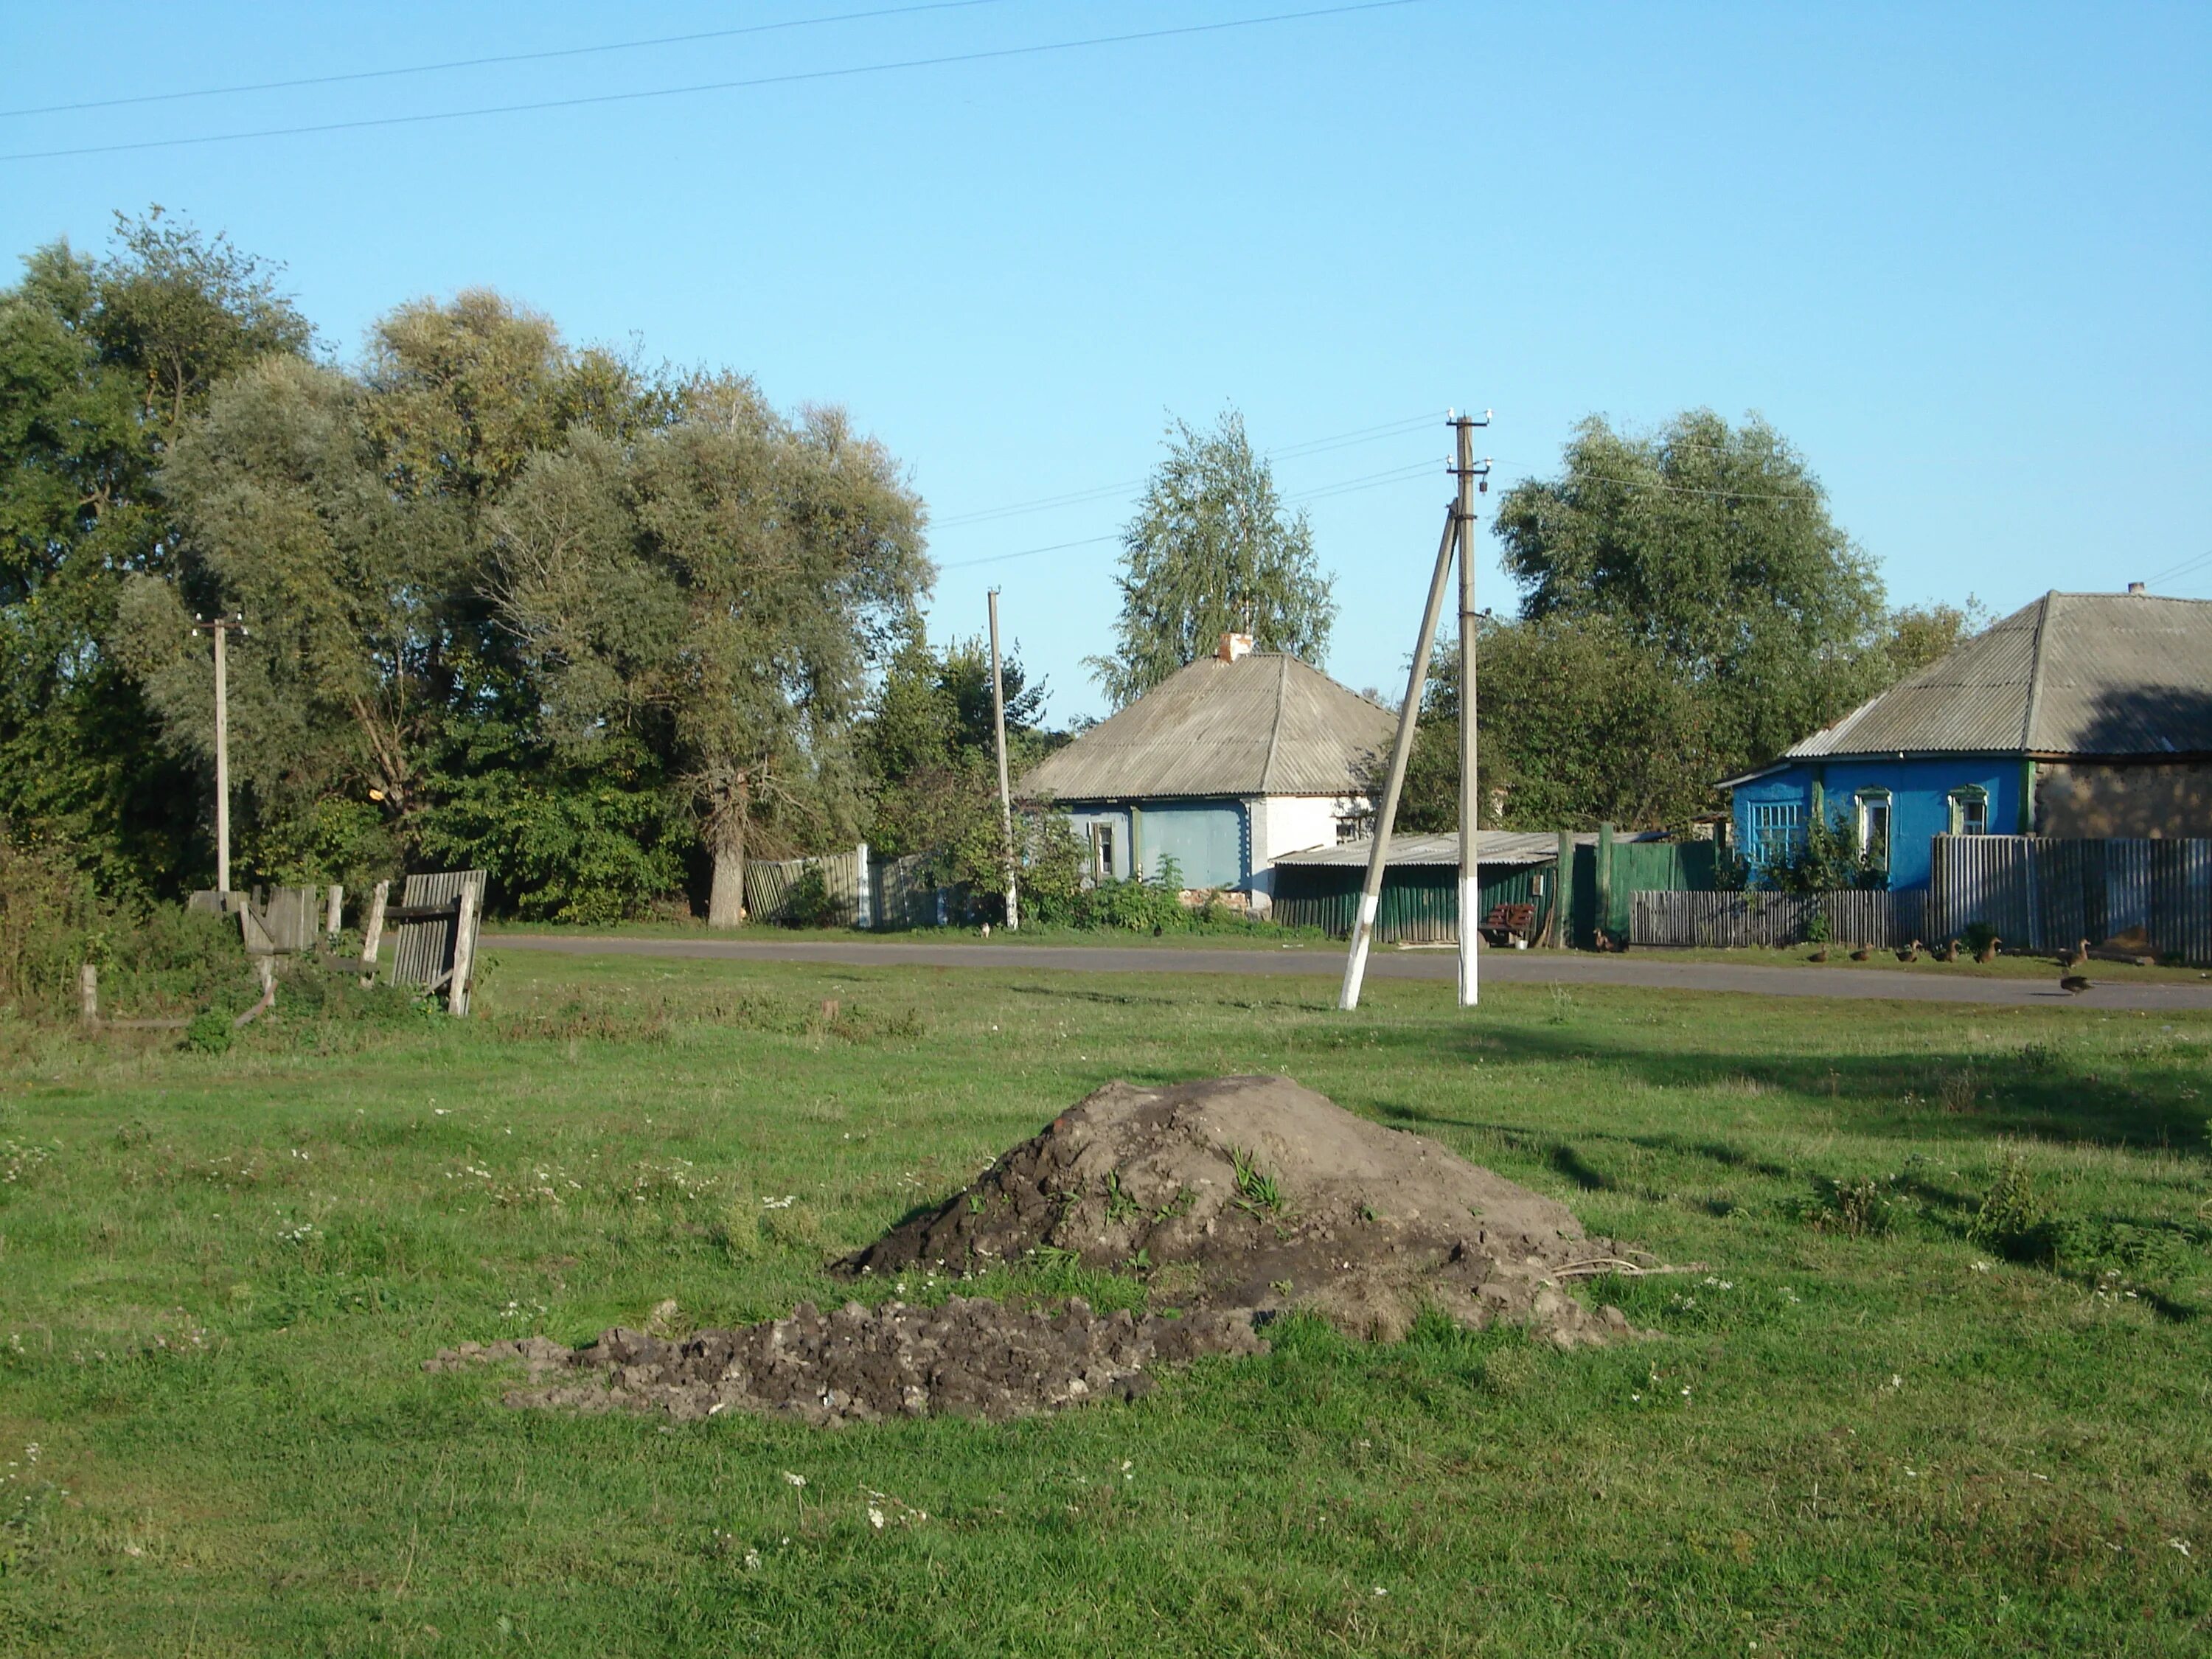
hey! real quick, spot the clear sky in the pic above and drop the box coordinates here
[5,1,2206,724]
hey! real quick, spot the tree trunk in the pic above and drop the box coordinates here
[705,771,748,928]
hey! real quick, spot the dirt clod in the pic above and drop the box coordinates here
[433,1076,1648,1425]
[425,1296,1265,1425]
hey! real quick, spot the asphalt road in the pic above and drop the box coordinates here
[483,933,2212,1014]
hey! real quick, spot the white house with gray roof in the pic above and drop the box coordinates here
[1019,635,1394,909]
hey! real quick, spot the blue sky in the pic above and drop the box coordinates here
[5,1,2206,723]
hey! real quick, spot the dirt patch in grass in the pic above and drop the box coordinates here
[434,1075,1647,1424]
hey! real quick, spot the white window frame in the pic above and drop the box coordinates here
[1854,789,1892,863]
[1748,801,1804,865]
[1948,787,1989,837]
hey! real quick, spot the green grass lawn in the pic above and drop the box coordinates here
[2,950,2208,1656]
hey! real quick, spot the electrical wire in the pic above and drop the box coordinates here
[939,533,1121,571]
[0,0,1427,163]
[2140,546,2212,587]
[0,1,1018,119]
[936,456,1449,573]
[932,409,1445,527]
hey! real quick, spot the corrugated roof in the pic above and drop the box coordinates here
[1274,830,1627,868]
[1783,592,2212,761]
[1020,653,1397,801]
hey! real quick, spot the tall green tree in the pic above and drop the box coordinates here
[126,355,462,884]
[860,625,1049,897]
[493,378,928,926]
[1088,410,1335,707]
[1494,409,1888,774]
[0,210,309,894]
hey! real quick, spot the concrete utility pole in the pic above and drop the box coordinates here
[1452,414,1492,1008]
[987,588,1018,931]
[1338,502,1461,1012]
[194,614,246,894]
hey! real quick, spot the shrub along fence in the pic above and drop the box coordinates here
[1928,833,2212,964]
[1630,889,1926,950]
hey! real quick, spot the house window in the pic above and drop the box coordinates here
[1854,790,1892,865]
[1090,824,1116,882]
[1948,787,1989,837]
[1335,813,1371,845]
[1747,802,1804,866]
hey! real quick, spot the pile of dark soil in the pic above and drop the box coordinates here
[426,1296,1264,1425]
[845,1074,1645,1345]
[431,1076,1648,1425]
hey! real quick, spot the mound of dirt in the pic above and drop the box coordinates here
[430,1075,1647,1425]
[843,1074,1642,1346]
[425,1295,1265,1425]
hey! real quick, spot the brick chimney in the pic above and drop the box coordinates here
[1217,632,1253,663]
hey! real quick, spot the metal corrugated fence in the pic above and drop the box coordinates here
[391,870,486,990]
[1929,835,2212,962]
[1631,889,1925,949]
[1271,864,1550,943]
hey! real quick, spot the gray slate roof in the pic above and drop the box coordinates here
[1273,830,1604,868]
[1020,653,1396,801]
[1782,591,2212,762]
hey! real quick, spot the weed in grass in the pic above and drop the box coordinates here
[1103,1169,1141,1225]
[1795,1174,1896,1237]
[1935,1065,1983,1113]
[1229,1145,1284,1215]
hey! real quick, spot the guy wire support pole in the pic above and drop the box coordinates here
[1338,497,1461,1012]
[1452,412,1492,1008]
[987,587,1018,931]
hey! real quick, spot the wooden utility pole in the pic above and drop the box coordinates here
[1338,504,1461,1012]
[193,614,246,894]
[1452,414,1492,1008]
[987,588,1018,931]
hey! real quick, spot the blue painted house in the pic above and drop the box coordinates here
[1018,635,1395,910]
[1722,589,2212,890]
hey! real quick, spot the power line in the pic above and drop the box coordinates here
[940,533,1121,571]
[933,409,1442,528]
[936,457,1447,572]
[0,0,1427,163]
[2140,546,2212,586]
[1579,473,1807,503]
[0,0,1018,119]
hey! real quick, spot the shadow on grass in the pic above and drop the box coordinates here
[1355,1017,2208,1152]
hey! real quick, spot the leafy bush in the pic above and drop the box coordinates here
[1761,808,1885,893]
[778,865,842,928]
[184,1009,234,1054]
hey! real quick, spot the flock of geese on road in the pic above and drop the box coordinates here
[1804,935,2099,993]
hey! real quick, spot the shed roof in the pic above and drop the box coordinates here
[1273,830,1625,868]
[1020,653,1397,801]
[1780,591,2212,762]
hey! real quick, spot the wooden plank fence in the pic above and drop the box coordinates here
[742,846,871,928]
[1929,834,2212,964]
[1630,888,1925,950]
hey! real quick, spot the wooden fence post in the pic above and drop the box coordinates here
[1595,822,1615,945]
[79,963,98,1025]
[325,884,344,940]
[361,880,389,967]
[447,880,481,1018]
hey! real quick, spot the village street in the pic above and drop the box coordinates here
[484,933,2212,1014]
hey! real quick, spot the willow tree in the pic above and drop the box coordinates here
[494,377,927,926]
[1087,409,1335,708]
[125,355,462,880]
